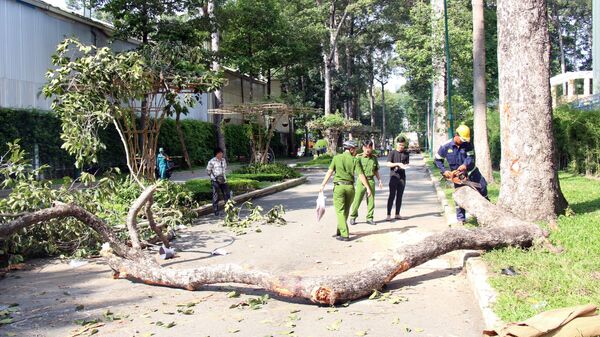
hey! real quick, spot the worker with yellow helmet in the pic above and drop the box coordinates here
[434,125,488,225]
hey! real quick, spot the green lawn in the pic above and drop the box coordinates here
[426,156,600,322]
[484,172,600,321]
[296,155,332,168]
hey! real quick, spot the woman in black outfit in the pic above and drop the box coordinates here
[386,138,410,220]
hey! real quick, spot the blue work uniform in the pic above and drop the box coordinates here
[434,139,488,222]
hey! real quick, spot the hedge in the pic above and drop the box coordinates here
[0,108,230,177]
[233,163,301,179]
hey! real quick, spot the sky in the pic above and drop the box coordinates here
[43,0,406,91]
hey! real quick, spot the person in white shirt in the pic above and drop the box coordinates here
[206,148,230,216]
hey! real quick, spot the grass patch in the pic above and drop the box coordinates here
[296,155,333,168]
[227,173,285,182]
[483,172,600,322]
[424,156,600,320]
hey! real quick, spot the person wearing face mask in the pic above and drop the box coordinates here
[386,137,410,221]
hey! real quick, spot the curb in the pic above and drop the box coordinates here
[424,165,455,226]
[193,176,308,216]
[424,164,503,330]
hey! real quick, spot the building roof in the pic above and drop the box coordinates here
[16,0,139,44]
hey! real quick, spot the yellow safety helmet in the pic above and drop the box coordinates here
[456,124,471,142]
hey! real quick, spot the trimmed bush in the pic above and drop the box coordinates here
[233,163,301,179]
[158,119,216,167]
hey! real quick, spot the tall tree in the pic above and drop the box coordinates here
[208,0,227,155]
[496,0,567,221]
[431,0,448,150]
[472,0,494,183]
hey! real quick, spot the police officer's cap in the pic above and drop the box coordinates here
[343,140,358,149]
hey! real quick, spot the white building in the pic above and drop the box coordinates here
[0,0,213,121]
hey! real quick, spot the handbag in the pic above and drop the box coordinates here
[215,175,226,184]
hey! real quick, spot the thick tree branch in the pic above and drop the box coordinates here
[144,194,170,248]
[105,188,545,305]
[0,203,139,260]
[126,185,157,249]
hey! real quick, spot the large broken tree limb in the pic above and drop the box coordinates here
[144,194,170,248]
[0,202,142,261]
[126,185,157,249]
[1,186,546,305]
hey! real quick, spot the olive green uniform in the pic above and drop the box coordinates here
[329,151,364,238]
[350,154,379,221]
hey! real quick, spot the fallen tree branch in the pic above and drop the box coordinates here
[126,185,157,249]
[1,187,547,306]
[104,219,544,304]
[0,202,142,261]
[144,194,170,248]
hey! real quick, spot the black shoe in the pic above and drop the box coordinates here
[336,236,350,242]
[331,230,341,238]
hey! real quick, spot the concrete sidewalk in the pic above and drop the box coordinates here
[0,154,484,337]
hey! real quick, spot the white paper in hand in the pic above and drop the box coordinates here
[316,192,327,221]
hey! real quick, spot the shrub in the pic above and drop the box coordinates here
[224,124,251,161]
[233,163,301,179]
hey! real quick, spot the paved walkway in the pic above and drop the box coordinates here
[0,154,484,337]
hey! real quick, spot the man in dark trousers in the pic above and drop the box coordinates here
[206,148,230,216]
[434,125,488,225]
[386,137,410,220]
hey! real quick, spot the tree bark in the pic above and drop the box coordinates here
[432,0,448,151]
[497,0,568,221]
[379,80,387,146]
[472,0,494,183]
[368,51,376,129]
[175,110,192,169]
[209,0,227,156]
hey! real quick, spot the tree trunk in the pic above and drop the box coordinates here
[325,129,339,154]
[209,0,226,156]
[323,54,332,115]
[551,2,567,95]
[497,0,567,221]
[0,186,546,305]
[472,0,494,183]
[432,0,448,151]
[175,110,192,169]
[381,81,387,145]
[368,51,376,129]
[267,68,272,99]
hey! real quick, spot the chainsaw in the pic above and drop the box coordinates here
[445,169,482,189]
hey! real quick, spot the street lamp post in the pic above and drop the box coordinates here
[443,0,454,136]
